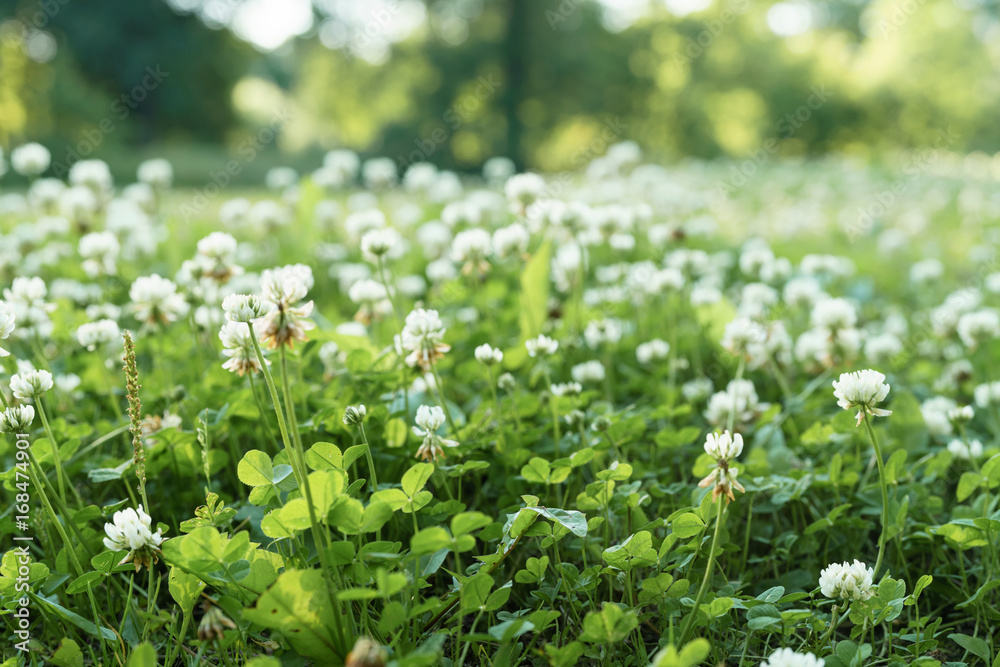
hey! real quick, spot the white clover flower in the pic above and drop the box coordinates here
[196,232,242,281]
[59,186,98,222]
[0,405,35,432]
[948,405,974,423]
[129,275,189,327]
[474,344,503,366]
[362,157,397,190]
[721,317,767,358]
[137,158,173,188]
[10,370,53,400]
[492,223,529,259]
[343,404,367,425]
[348,279,388,305]
[222,294,270,323]
[704,379,768,428]
[811,297,857,331]
[219,322,267,375]
[397,308,450,371]
[909,258,944,284]
[761,648,825,667]
[920,396,957,437]
[69,159,113,192]
[0,301,14,357]
[413,404,458,462]
[571,360,605,384]
[11,143,51,177]
[404,162,438,192]
[414,404,445,433]
[957,308,1000,350]
[819,560,875,602]
[255,267,316,349]
[833,369,892,426]
[347,278,390,325]
[526,334,559,357]
[360,228,403,262]
[79,231,120,277]
[4,276,55,338]
[505,173,546,215]
[324,149,360,185]
[698,430,746,502]
[451,228,493,276]
[636,339,670,365]
[583,319,623,349]
[28,178,65,210]
[103,505,165,571]
[974,381,1000,407]
[783,276,827,308]
[947,438,984,460]
[550,382,582,397]
[703,430,743,461]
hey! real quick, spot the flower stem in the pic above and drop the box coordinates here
[679,498,726,645]
[816,604,840,649]
[248,327,348,656]
[36,399,70,507]
[247,371,277,454]
[862,413,891,578]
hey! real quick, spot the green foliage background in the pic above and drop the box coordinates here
[1,0,999,183]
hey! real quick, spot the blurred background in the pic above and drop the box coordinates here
[0,0,998,185]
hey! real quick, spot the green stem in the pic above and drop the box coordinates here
[248,327,348,656]
[36,400,71,507]
[679,498,727,645]
[248,372,277,454]
[457,610,485,666]
[358,423,381,543]
[164,613,192,667]
[862,413,890,578]
[816,604,840,650]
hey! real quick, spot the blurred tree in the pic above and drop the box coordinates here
[0,0,254,149]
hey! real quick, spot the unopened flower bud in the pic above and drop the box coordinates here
[343,404,367,426]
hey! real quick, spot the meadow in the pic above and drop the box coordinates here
[0,143,998,666]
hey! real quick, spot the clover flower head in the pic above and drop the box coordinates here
[102,505,165,571]
[698,430,746,502]
[475,343,503,366]
[525,334,558,357]
[343,404,367,426]
[413,404,458,462]
[219,322,267,375]
[761,648,825,667]
[636,339,670,365]
[0,405,35,433]
[398,308,450,371]
[129,275,189,327]
[222,293,270,323]
[0,301,15,357]
[833,369,892,426]
[819,560,875,602]
[10,370,53,400]
[11,143,51,177]
[703,430,743,461]
[947,438,984,460]
[948,405,974,424]
[360,227,402,262]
